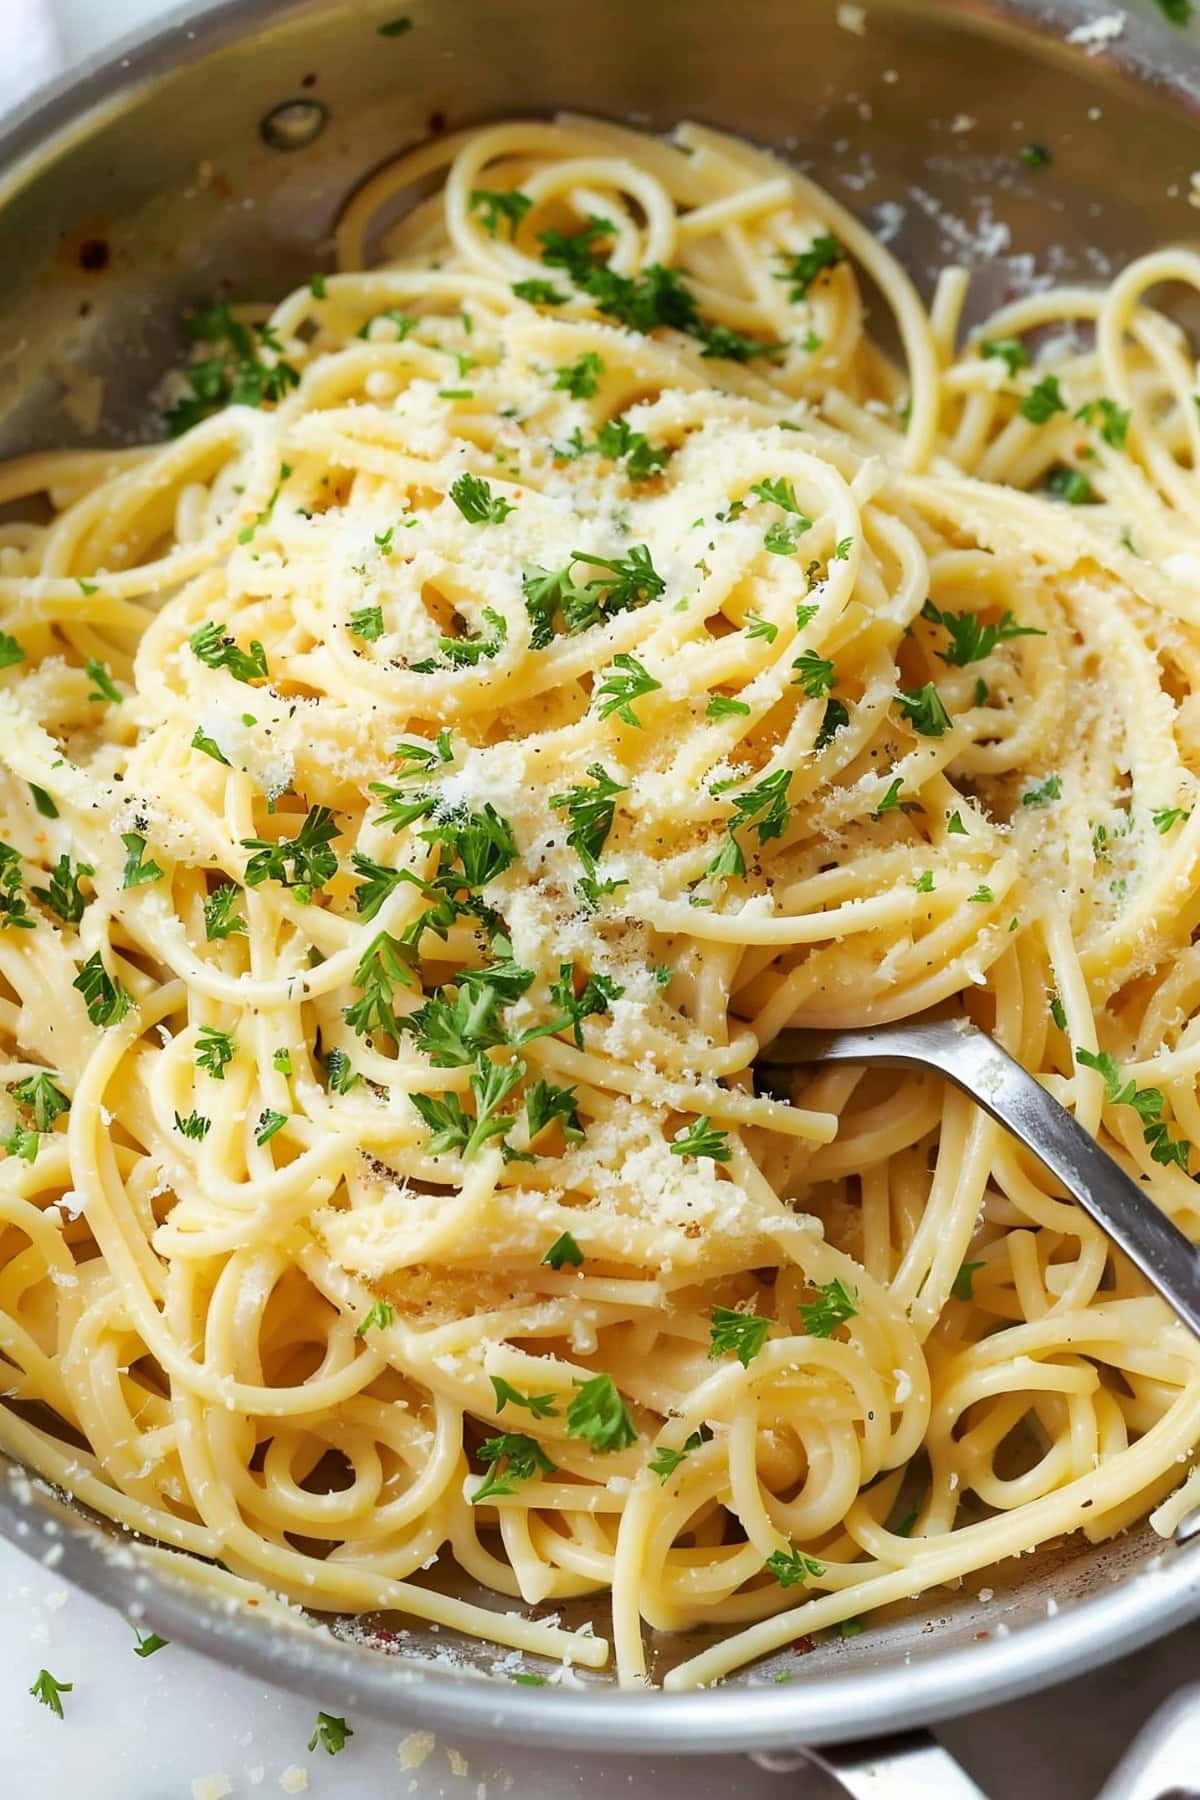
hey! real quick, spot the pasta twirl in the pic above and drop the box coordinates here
[1,116,1200,1689]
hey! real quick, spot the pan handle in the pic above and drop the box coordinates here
[750,1729,990,1797]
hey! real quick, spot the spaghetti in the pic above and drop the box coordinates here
[1,116,1200,1689]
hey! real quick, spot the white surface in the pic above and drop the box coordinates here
[4,2,1198,1795]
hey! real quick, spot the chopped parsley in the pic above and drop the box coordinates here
[85,660,121,703]
[1076,396,1130,450]
[550,764,624,873]
[449,472,515,525]
[594,652,661,726]
[1019,143,1051,168]
[1075,1047,1192,1171]
[895,683,952,737]
[921,598,1044,665]
[195,1025,235,1079]
[242,805,339,901]
[798,1277,858,1337]
[349,604,385,641]
[344,932,418,1039]
[10,1072,69,1131]
[491,1375,558,1420]
[766,1547,825,1588]
[0,633,25,668]
[554,350,605,398]
[472,1432,556,1503]
[0,844,33,932]
[203,882,246,940]
[951,1261,984,1301]
[31,854,92,926]
[525,1079,584,1146]
[709,1305,769,1366]
[307,1713,353,1755]
[594,415,669,481]
[670,1115,731,1162]
[1045,463,1098,505]
[164,304,300,435]
[1019,374,1067,424]
[792,648,837,698]
[121,832,164,890]
[132,1629,169,1658]
[542,1230,584,1269]
[1022,775,1061,808]
[189,621,269,684]
[565,1373,637,1451]
[356,1300,395,1334]
[29,1669,72,1718]
[73,953,132,1026]
[469,187,532,238]
[775,234,844,300]
[191,727,230,765]
[255,1109,287,1145]
[980,337,1031,377]
[1153,806,1191,833]
[174,1110,211,1140]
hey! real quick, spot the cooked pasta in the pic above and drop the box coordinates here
[1,115,1200,1690]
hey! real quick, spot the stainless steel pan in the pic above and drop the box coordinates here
[4,0,1200,1772]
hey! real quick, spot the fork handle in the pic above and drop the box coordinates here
[761,1018,1200,1342]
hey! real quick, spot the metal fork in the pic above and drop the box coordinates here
[756,1016,1200,1342]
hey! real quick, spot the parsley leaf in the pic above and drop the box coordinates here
[242,805,339,901]
[566,1374,636,1451]
[349,604,385,641]
[775,235,844,300]
[525,1079,584,1146]
[570,544,666,618]
[542,1230,584,1269]
[0,844,33,932]
[921,598,1044,665]
[798,1277,858,1337]
[980,337,1031,377]
[121,832,164,889]
[491,1375,558,1419]
[449,473,515,524]
[10,1072,70,1132]
[191,727,230,765]
[471,1432,556,1503]
[671,1115,731,1162]
[73,953,132,1026]
[1020,374,1067,424]
[203,882,246,940]
[1022,775,1061,808]
[195,1025,234,1079]
[709,1305,769,1366]
[85,660,121,703]
[1075,1047,1192,1171]
[1076,396,1130,449]
[595,652,661,726]
[29,1669,72,1718]
[307,1713,353,1755]
[895,682,953,737]
[356,1300,395,1335]
[255,1108,288,1145]
[792,648,837,697]
[469,187,532,238]
[550,764,624,873]
[1153,806,1191,833]
[554,350,605,398]
[31,853,92,925]
[174,1109,211,1140]
[952,1261,984,1301]
[344,932,418,1038]
[766,1547,825,1587]
[189,620,270,684]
